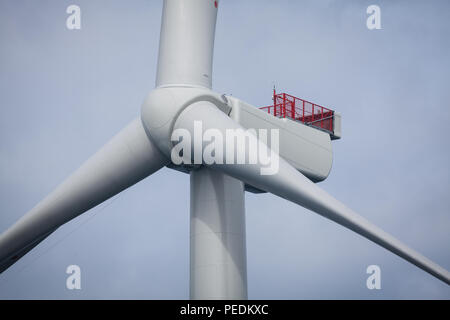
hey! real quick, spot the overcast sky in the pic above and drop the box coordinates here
[0,0,449,299]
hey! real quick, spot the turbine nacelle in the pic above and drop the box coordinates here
[140,86,231,158]
[141,87,335,184]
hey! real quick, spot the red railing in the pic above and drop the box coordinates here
[260,89,334,134]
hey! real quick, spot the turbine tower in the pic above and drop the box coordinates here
[0,0,448,300]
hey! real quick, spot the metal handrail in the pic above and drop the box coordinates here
[259,89,335,135]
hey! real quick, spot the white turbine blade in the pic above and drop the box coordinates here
[0,118,168,273]
[156,0,219,88]
[174,101,450,285]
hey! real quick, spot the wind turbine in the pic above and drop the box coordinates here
[0,0,449,300]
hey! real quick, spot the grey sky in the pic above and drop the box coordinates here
[0,0,449,299]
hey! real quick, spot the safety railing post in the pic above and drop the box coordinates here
[273,88,276,117]
[291,98,296,119]
[321,107,324,128]
[302,100,305,123]
[330,112,333,132]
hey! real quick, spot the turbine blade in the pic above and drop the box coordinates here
[174,101,450,285]
[156,0,218,88]
[0,118,168,273]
